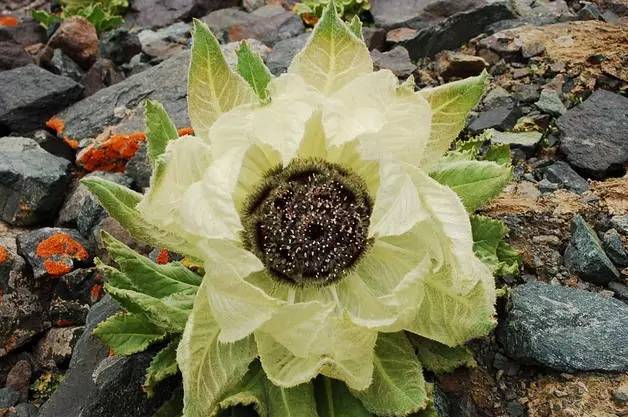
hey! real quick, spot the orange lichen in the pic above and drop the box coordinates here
[43,259,73,277]
[36,233,89,277]
[77,132,146,172]
[56,319,73,327]
[90,283,104,302]
[156,249,170,265]
[0,245,9,264]
[46,117,65,134]
[177,127,194,136]
[0,16,19,27]
[46,117,79,150]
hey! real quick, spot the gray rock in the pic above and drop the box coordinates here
[80,58,126,98]
[16,227,93,280]
[131,0,238,29]
[5,360,31,401]
[369,0,484,29]
[564,215,620,285]
[362,27,387,51]
[541,161,589,194]
[602,229,628,267]
[371,46,416,78]
[0,387,20,408]
[558,90,628,177]
[56,51,191,142]
[35,326,84,368]
[435,51,487,80]
[138,22,191,62]
[0,137,71,226]
[613,383,628,403]
[611,215,628,235]
[30,129,75,161]
[399,1,517,59]
[124,142,152,190]
[0,40,32,71]
[512,84,540,103]
[205,5,304,46]
[48,49,85,82]
[0,65,82,134]
[488,129,543,152]
[267,33,309,75]
[535,89,566,116]
[468,96,521,133]
[7,402,38,417]
[577,3,602,20]
[58,172,132,237]
[498,282,628,372]
[0,18,47,48]
[100,29,142,65]
[609,282,628,301]
[38,296,175,417]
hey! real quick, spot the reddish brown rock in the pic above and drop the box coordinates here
[49,17,99,69]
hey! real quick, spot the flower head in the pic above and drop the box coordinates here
[133,4,495,393]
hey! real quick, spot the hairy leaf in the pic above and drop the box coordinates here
[178,279,257,417]
[145,338,180,397]
[419,72,488,170]
[288,1,372,95]
[93,312,167,356]
[315,377,372,417]
[145,100,179,166]
[430,159,511,211]
[353,332,427,416]
[237,42,273,103]
[188,19,255,141]
[471,215,520,276]
[409,334,476,374]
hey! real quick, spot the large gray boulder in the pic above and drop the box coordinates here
[0,137,71,226]
[0,65,81,134]
[498,282,628,372]
[558,90,628,178]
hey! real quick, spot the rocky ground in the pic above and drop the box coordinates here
[0,0,627,416]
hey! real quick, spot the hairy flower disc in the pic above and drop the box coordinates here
[242,159,372,286]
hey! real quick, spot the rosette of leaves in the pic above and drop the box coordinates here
[32,0,128,33]
[84,2,519,416]
[294,0,370,25]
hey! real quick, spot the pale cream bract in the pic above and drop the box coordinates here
[136,4,495,398]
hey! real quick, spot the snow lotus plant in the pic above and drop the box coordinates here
[84,3,519,417]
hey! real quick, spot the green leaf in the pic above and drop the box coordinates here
[153,387,184,417]
[236,42,273,104]
[188,19,255,141]
[218,362,268,417]
[429,159,511,211]
[348,15,363,39]
[93,312,167,356]
[178,279,258,417]
[419,71,488,169]
[145,338,180,397]
[288,1,372,95]
[31,10,62,29]
[408,334,476,374]
[102,232,201,298]
[95,258,135,290]
[471,215,520,276]
[81,177,198,258]
[145,100,179,167]
[315,377,372,417]
[352,332,427,417]
[484,143,511,166]
[104,284,190,332]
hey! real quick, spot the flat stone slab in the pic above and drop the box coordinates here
[498,282,628,372]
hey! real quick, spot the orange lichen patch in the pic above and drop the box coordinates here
[43,259,73,277]
[46,117,79,150]
[177,127,194,136]
[156,249,170,265]
[46,117,65,134]
[77,132,146,172]
[0,245,9,264]
[0,16,19,27]
[56,319,74,327]
[36,233,89,277]
[90,283,104,303]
